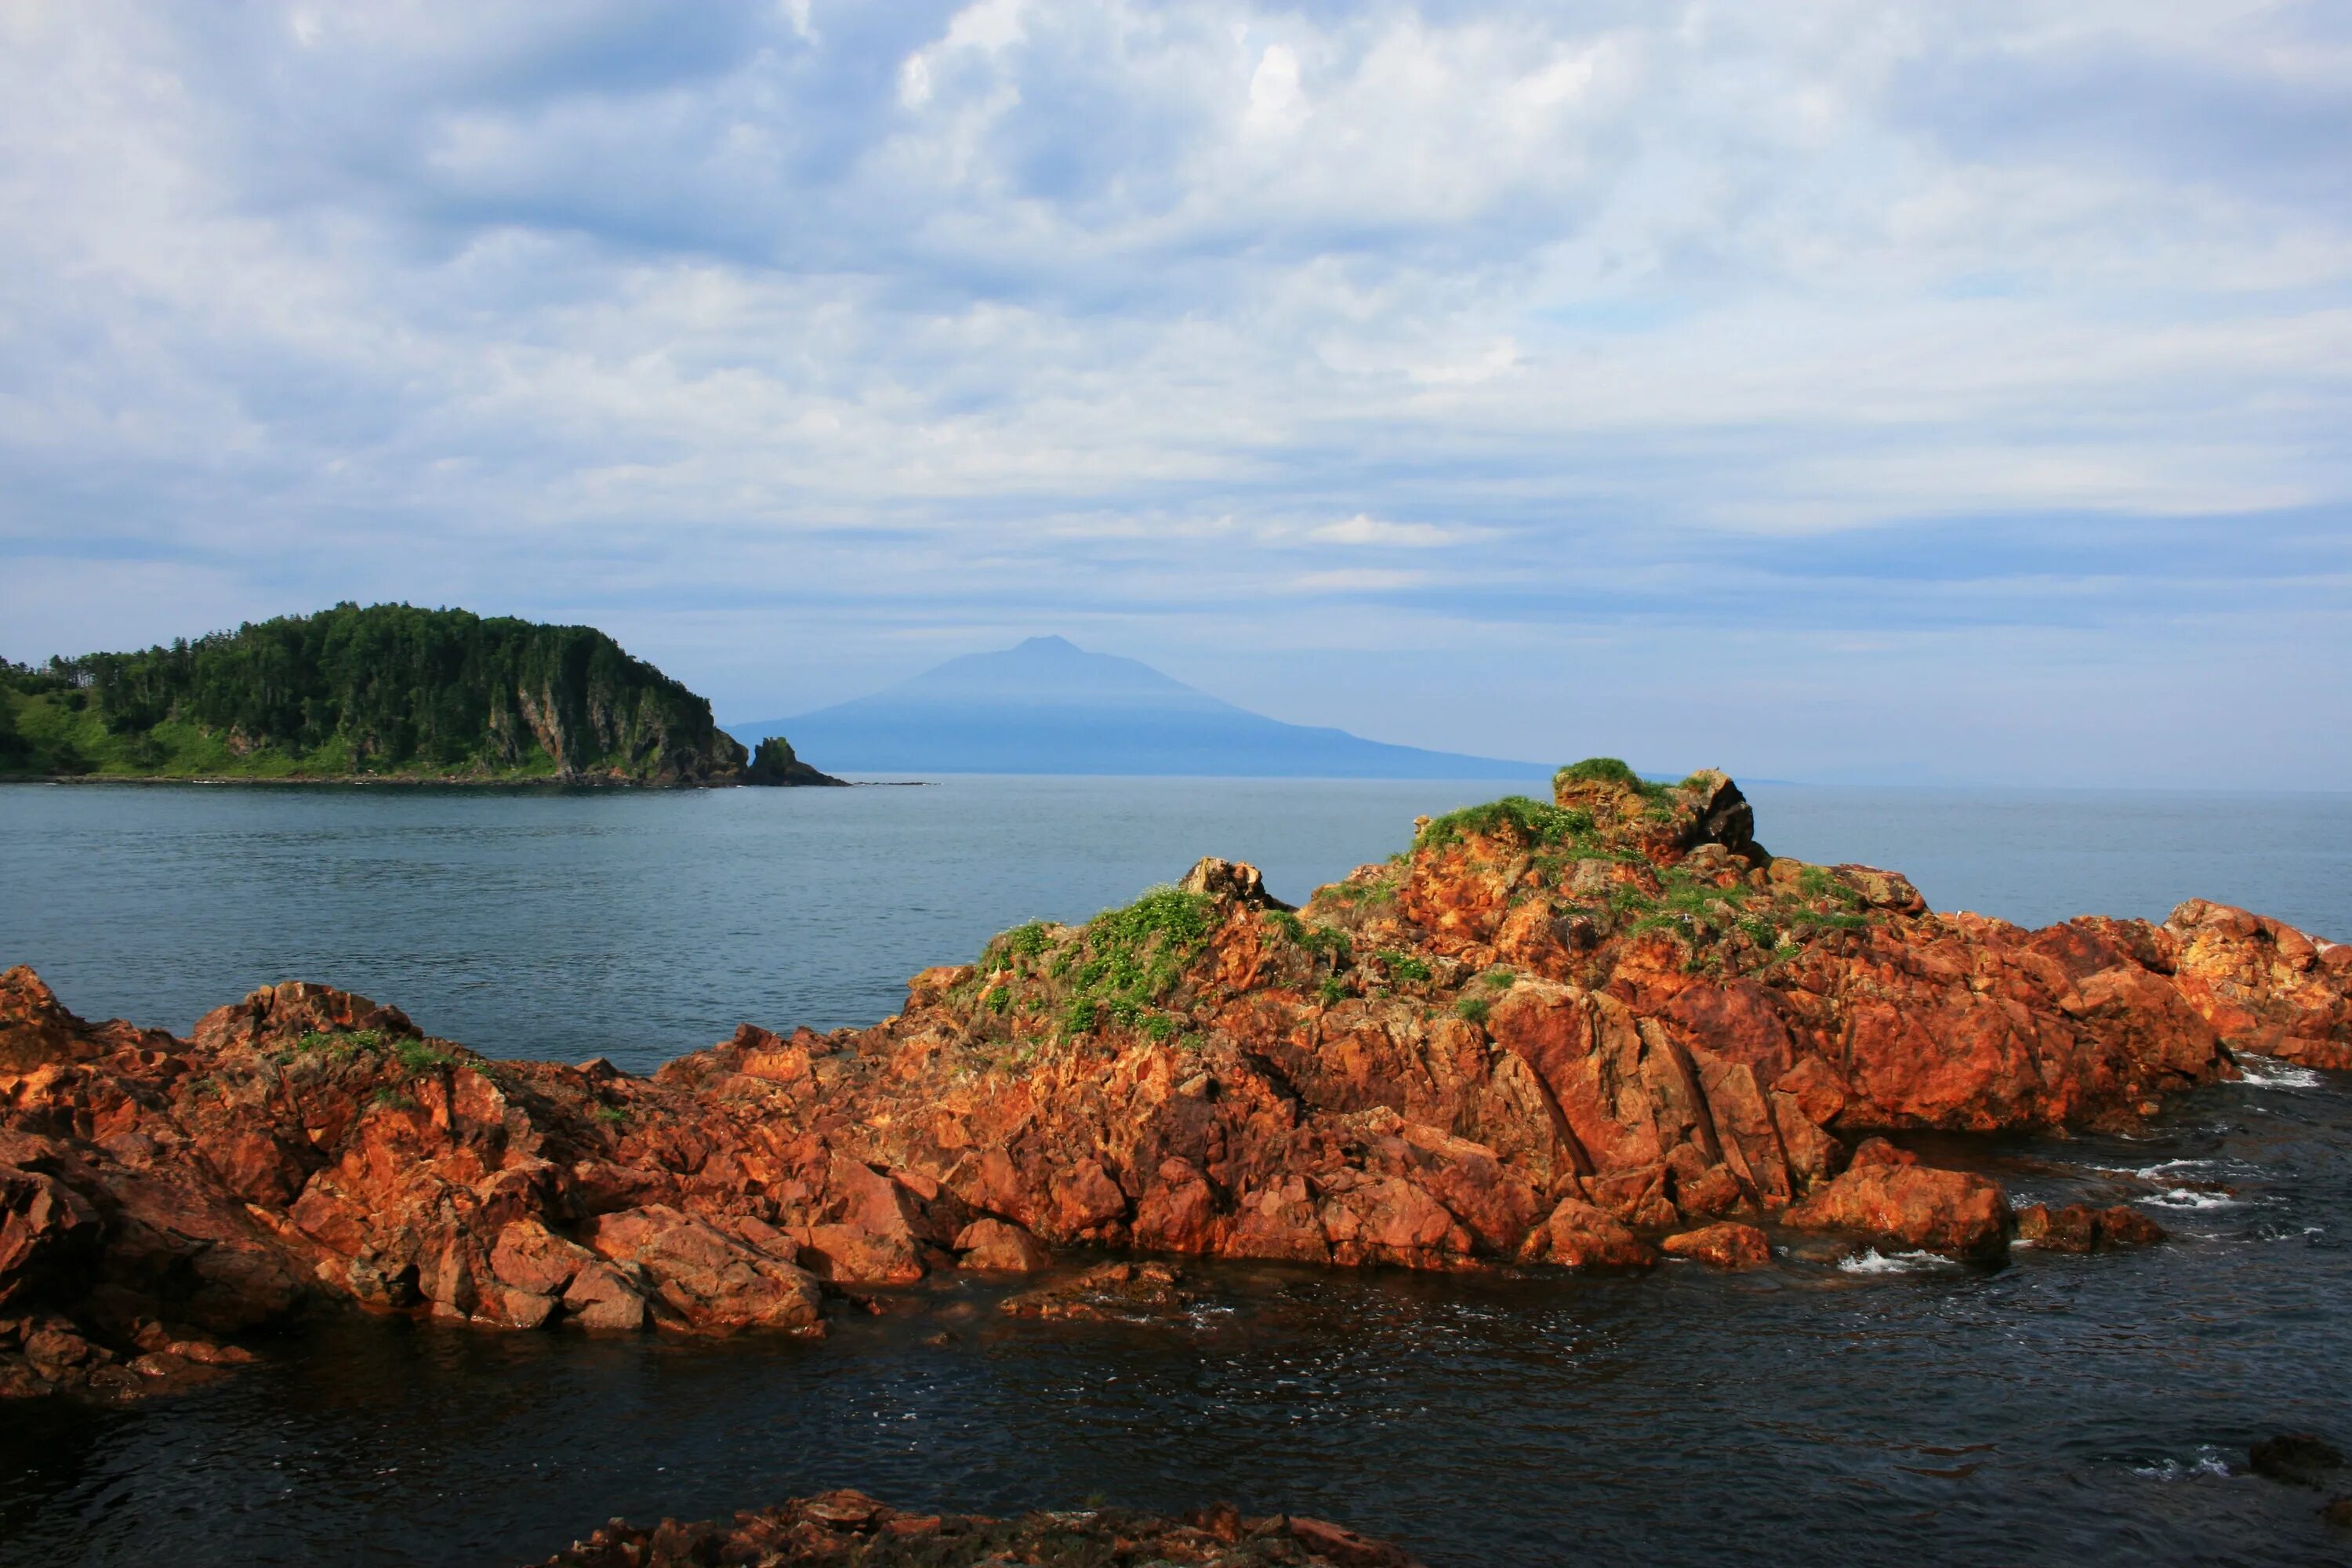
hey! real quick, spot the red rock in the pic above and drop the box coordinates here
[528,1490,1426,1567]
[952,1218,1048,1272]
[1287,1514,1421,1566]
[581,1207,822,1334]
[1661,1221,1771,1269]
[6,766,2338,1398]
[1521,1196,1654,1269]
[2168,900,2352,1069]
[1784,1159,2010,1260]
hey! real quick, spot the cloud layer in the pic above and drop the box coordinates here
[2,1,2347,783]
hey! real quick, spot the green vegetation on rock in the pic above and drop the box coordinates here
[1414,795,1596,852]
[0,603,752,784]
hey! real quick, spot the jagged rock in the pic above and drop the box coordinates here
[745,735,848,788]
[1181,856,1294,911]
[2168,900,2352,1069]
[6,762,2347,1396]
[529,1487,1427,1566]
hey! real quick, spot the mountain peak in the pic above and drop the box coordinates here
[728,635,1549,779]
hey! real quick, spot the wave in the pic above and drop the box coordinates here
[2235,1055,2323,1090]
[2132,1446,2230,1481]
[2144,1188,2245,1211]
[1838,1248,1959,1275]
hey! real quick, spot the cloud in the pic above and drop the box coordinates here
[1306,515,1489,548]
[1291,568,1428,593]
[0,0,2345,784]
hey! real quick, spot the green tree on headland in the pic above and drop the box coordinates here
[0,603,754,784]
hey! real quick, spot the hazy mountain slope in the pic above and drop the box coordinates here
[730,636,1548,779]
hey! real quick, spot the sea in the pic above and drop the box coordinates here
[2,777,2349,1566]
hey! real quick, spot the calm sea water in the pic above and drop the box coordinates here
[2,779,2350,1566]
[2,779,2345,1071]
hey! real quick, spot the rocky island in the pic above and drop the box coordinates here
[4,761,2348,1401]
[0,602,839,786]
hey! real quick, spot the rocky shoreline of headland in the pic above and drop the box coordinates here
[5,762,2348,1400]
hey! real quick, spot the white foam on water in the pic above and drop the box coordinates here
[2146,1188,2244,1211]
[2132,1446,2231,1481]
[1838,1247,1958,1275]
[2085,1159,2226,1182]
[2235,1054,2323,1090]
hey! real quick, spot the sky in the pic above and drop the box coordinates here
[2,1,2348,786]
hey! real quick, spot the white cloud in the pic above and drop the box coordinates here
[0,0,2345,782]
[1307,515,1490,548]
[1244,42,1306,134]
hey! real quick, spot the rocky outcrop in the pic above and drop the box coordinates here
[532,1488,1425,1567]
[2167,899,2352,1069]
[745,735,847,788]
[1783,1139,2009,1261]
[6,762,2347,1398]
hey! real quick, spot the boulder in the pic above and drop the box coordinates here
[952,1218,1049,1272]
[1661,1221,1770,1269]
[581,1207,822,1334]
[1520,1197,1654,1269]
[2249,1433,2345,1489]
[1783,1142,2009,1260]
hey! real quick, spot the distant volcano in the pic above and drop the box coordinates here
[729,636,1548,779]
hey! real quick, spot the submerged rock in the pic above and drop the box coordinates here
[999,1260,1200,1321]
[2249,1433,2346,1489]
[2013,1203,2165,1253]
[5,760,2349,1396]
[530,1488,1425,1567]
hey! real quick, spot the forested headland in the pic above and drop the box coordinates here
[0,603,768,785]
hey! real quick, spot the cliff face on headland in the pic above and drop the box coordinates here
[5,764,2349,1399]
[0,603,822,786]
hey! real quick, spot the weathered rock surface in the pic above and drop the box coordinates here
[1661,1221,1771,1269]
[2168,900,2352,1070]
[1783,1138,2010,1261]
[7,761,2347,1396]
[532,1488,1424,1567]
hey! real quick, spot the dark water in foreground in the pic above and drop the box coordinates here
[2,779,2350,1565]
[2,1071,2347,1566]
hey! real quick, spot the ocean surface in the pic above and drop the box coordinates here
[2,778,2347,1070]
[2,777,2350,1566]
